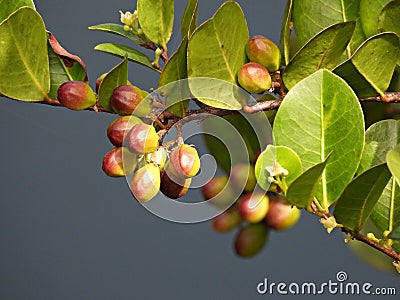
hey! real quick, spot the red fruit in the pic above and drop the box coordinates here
[57,81,96,110]
[212,206,241,233]
[234,223,268,258]
[265,194,301,230]
[160,171,191,199]
[110,84,151,117]
[107,116,142,147]
[167,144,200,178]
[130,164,161,202]
[201,176,235,207]
[246,35,281,72]
[102,147,136,177]
[230,164,257,193]
[238,62,272,94]
[237,193,269,223]
[125,124,159,154]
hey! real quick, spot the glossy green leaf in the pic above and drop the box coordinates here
[0,0,35,23]
[98,57,128,111]
[387,149,400,187]
[94,43,160,73]
[255,145,302,191]
[279,0,293,66]
[334,33,399,97]
[389,226,400,240]
[334,163,391,232]
[360,0,391,38]
[378,0,400,36]
[88,23,141,44]
[358,119,400,236]
[137,0,174,50]
[292,0,366,56]
[274,70,364,209]
[0,7,49,101]
[187,1,249,110]
[158,38,190,117]
[283,21,356,90]
[47,44,86,99]
[181,0,198,39]
[286,157,330,209]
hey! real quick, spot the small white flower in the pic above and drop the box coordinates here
[120,11,135,27]
[265,161,288,178]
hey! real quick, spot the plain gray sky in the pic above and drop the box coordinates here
[0,1,398,299]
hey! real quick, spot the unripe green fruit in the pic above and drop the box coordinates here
[130,163,161,202]
[110,84,152,117]
[160,171,191,199]
[125,124,159,154]
[234,223,268,258]
[246,35,281,72]
[107,116,143,147]
[237,193,269,223]
[57,81,96,110]
[238,62,271,94]
[265,194,301,230]
[212,206,241,233]
[167,144,200,178]
[102,147,136,177]
[230,164,257,193]
[201,176,235,207]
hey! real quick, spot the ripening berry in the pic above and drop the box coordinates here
[107,116,143,147]
[130,163,161,202]
[125,124,159,154]
[110,84,152,117]
[160,171,191,199]
[212,206,241,233]
[238,62,272,94]
[230,164,257,193]
[201,176,235,207]
[265,194,301,230]
[246,35,281,72]
[102,147,137,177]
[167,144,200,178]
[234,223,268,258]
[237,193,269,223]
[57,81,96,110]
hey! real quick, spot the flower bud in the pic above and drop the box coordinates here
[125,124,159,154]
[234,223,268,258]
[107,116,142,147]
[130,163,161,202]
[238,62,271,94]
[237,193,269,223]
[167,144,200,178]
[57,81,96,110]
[246,35,281,72]
[102,147,137,177]
[110,85,152,117]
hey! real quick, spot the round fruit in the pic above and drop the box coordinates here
[265,194,301,230]
[201,176,235,207]
[160,171,191,199]
[110,84,152,117]
[212,206,241,233]
[57,81,96,110]
[237,193,269,223]
[234,223,268,258]
[246,35,281,72]
[230,164,257,193]
[167,144,200,178]
[130,163,161,202]
[102,147,136,177]
[238,62,272,94]
[107,115,143,147]
[125,124,159,154]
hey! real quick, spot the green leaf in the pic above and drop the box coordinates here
[389,226,400,240]
[283,22,356,90]
[181,0,198,39]
[360,0,391,38]
[137,0,174,50]
[334,33,399,97]
[387,149,400,187]
[255,145,302,191]
[274,69,364,209]
[98,57,128,111]
[94,43,160,73]
[292,0,366,56]
[334,163,391,232]
[158,38,190,117]
[279,0,293,66]
[286,156,331,209]
[0,7,49,101]
[0,0,35,23]
[378,0,400,36]
[88,23,142,44]
[47,44,86,99]
[187,1,249,110]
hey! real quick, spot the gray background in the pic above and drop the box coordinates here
[0,0,398,299]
